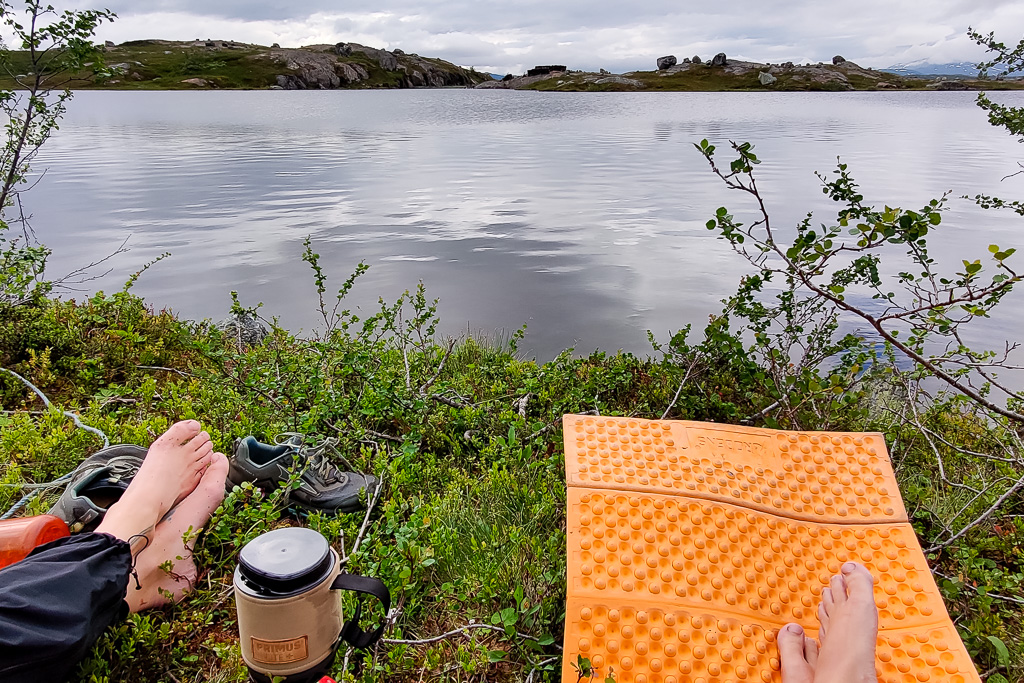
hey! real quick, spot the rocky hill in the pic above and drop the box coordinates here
[481,55,1024,92]
[0,39,488,90]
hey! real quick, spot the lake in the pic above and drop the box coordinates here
[25,89,1024,361]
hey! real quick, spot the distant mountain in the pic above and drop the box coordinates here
[882,61,1013,77]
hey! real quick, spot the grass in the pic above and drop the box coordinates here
[0,251,1022,680]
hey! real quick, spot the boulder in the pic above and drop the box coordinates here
[876,81,897,89]
[281,51,346,88]
[832,55,846,65]
[758,71,777,85]
[657,55,677,70]
[345,44,399,71]
[682,57,691,63]
[216,313,268,348]
[271,42,280,49]
[594,76,644,88]
[333,42,352,56]
[393,48,404,55]
[336,62,368,84]
[181,77,209,86]
[711,52,727,67]
[104,40,114,47]
[781,61,794,69]
[692,55,702,64]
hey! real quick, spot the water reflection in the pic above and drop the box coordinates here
[26,89,1024,361]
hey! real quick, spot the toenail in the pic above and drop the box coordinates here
[841,562,858,573]
[786,624,803,634]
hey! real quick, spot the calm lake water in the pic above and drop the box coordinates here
[25,89,1024,360]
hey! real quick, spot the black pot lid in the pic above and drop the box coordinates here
[238,527,333,596]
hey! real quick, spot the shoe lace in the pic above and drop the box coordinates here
[77,454,140,483]
[273,433,355,483]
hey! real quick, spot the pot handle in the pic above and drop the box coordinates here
[331,573,391,649]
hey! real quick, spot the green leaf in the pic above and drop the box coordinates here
[989,244,1000,253]
[487,650,507,662]
[987,635,1010,667]
[538,634,555,646]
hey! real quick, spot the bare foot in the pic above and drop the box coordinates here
[97,420,213,543]
[777,622,819,683]
[127,452,228,612]
[778,562,879,683]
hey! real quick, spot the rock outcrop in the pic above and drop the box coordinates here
[758,71,777,85]
[711,52,727,67]
[595,75,644,87]
[657,55,677,70]
[692,55,702,64]
[347,44,399,71]
[832,55,846,65]
[263,43,480,89]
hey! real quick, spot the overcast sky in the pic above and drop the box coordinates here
[80,0,1024,74]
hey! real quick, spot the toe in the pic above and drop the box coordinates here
[841,562,875,601]
[817,602,829,639]
[778,624,815,683]
[829,573,847,606]
[194,440,214,461]
[803,635,818,668]
[159,420,202,445]
[201,453,229,491]
[189,431,212,451]
[822,586,835,613]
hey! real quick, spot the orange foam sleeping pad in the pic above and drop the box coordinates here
[562,415,980,683]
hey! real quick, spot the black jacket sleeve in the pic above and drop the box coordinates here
[0,533,131,682]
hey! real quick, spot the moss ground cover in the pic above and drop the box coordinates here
[1,254,1022,680]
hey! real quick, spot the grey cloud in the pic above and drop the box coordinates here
[88,0,1024,72]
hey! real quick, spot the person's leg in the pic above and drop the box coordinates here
[778,561,879,683]
[0,420,218,683]
[127,452,229,612]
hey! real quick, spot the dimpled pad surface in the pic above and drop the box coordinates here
[565,418,907,524]
[562,416,980,683]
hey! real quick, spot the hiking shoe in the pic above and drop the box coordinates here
[227,435,379,514]
[48,445,147,532]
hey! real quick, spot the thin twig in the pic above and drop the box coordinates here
[137,365,194,378]
[382,622,561,650]
[0,367,108,446]
[925,471,1024,552]
[526,656,560,683]
[431,392,469,409]
[931,569,1024,605]
[661,359,697,420]
[341,474,385,565]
